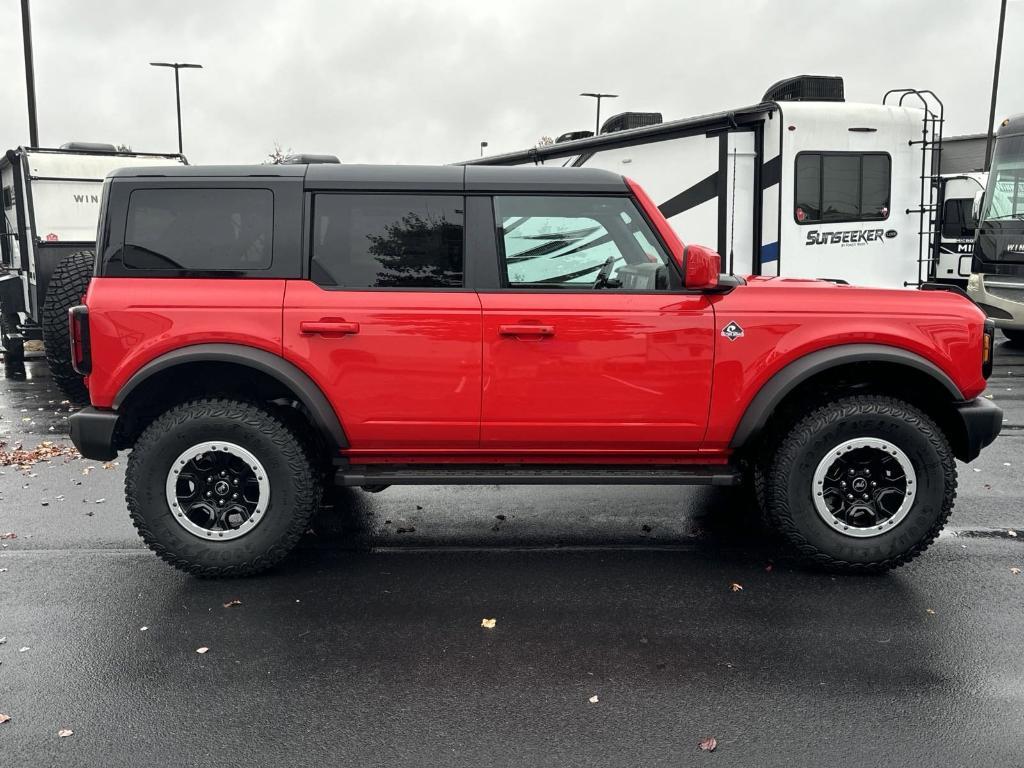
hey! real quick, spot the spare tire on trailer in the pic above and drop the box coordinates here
[42,249,94,404]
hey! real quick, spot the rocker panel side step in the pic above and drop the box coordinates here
[335,464,742,487]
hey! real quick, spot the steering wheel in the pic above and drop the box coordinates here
[593,255,617,289]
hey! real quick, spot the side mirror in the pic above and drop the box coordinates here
[972,190,985,223]
[674,244,720,290]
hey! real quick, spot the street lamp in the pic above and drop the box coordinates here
[479,141,488,157]
[580,92,618,136]
[984,0,1009,171]
[150,62,203,155]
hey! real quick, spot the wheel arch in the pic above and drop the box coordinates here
[113,343,348,452]
[731,344,966,454]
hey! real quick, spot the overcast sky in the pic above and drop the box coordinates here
[1,0,1021,165]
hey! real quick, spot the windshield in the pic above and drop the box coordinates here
[980,133,1024,222]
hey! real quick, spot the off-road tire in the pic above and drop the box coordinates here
[126,398,321,577]
[760,395,956,573]
[42,249,94,403]
[1003,329,1024,345]
[1,311,24,366]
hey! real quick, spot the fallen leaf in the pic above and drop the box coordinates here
[18,646,29,653]
[926,608,936,615]
[698,736,717,752]
[58,729,73,738]
[588,695,599,704]
[0,440,79,468]
[0,714,10,724]
[729,582,743,592]
[223,600,242,608]
[1011,568,1022,575]
[1009,530,1018,538]
[480,618,496,629]
[94,498,106,504]
[196,647,209,654]
[140,626,148,631]
[0,533,16,540]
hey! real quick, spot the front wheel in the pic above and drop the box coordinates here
[760,395,956,572]
[126,399,321,577]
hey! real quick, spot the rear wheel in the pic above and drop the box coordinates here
[42,249,94,403]
[760,395,956,572]
[126,399,321,577]
[1003,329,1024,345]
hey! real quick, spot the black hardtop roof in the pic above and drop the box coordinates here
[107,163,627,193]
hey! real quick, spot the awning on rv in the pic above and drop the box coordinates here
[458,102,776,166]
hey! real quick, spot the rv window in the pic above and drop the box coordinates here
[311,194,464,289]
[494,196,672,291]
[794,152,891,224]
[124,188,273,271]
[941,198,977,239]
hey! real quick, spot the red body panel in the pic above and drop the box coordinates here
[83,278,286,407]
[703,278,989,448]
[478,292,715,449]
[282,281,482,449]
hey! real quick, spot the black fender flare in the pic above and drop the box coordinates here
[729,343,963,448]
[113,343,348,449]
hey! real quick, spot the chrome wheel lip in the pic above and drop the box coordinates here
[812,437,916,539]
[165,441,270,541]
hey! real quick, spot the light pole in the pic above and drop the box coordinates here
[984,0,1008,171]
[20,0,39,146]
[580,92,618,135]
[150,62,203,155]
[479,141,488,157]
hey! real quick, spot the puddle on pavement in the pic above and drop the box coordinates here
[0,359,74,440]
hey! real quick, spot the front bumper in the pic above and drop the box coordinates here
[967,274,1024,330]
[69,407,119,461]
[954,397,1003,462]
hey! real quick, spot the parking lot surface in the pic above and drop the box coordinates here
[1,338,1022,767]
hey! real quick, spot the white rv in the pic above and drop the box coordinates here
[464,76,963,290]
[1,143,185,377]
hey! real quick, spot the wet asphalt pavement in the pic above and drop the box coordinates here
[1,340,1023,767]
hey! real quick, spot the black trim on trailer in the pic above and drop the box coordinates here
[459,104,777,167]
[25,176,109,184]
[776,103,785,275]
[717,136,728,259]
[751,122,764,276]
[761,155,782,189]
[657,171,718,220]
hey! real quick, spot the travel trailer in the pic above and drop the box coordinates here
[463,75,968,290]
[0,143,185,388]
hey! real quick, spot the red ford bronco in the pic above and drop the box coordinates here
[67,162,1001,576]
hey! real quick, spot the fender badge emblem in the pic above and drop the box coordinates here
[722,321,744,341]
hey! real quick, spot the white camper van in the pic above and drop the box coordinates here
[1,143,185,393]
[464,76,962,290]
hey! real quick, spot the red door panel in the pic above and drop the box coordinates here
[480,292,715,450]
[283,281,482,449]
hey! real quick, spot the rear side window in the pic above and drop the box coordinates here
[794,152,891,224]
[124,188,273,271]
[311,194,464,288]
